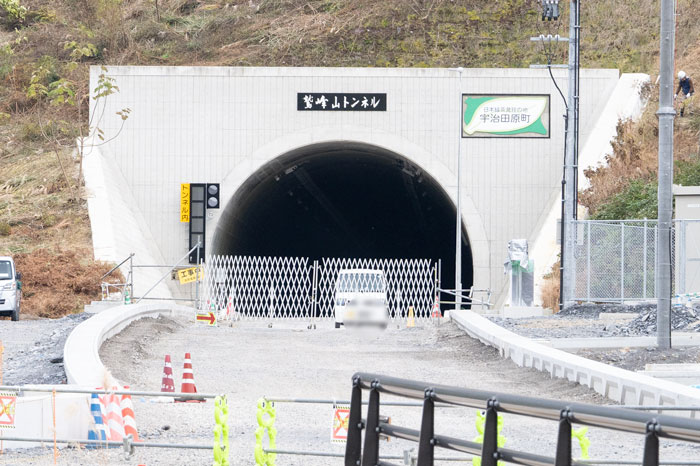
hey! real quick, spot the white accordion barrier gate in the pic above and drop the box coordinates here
[202,255,439,322]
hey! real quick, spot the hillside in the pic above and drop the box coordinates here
[1,0,699,316]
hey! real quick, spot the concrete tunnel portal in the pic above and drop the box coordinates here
[211,142,473,294]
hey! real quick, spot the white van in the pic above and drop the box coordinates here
[0,256,21,321]
[334,269,389,329]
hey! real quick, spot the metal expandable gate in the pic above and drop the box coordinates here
[202,256,439,322]
[345,373,700,466]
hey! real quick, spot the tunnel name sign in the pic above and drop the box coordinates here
[297,93,386,111]
[462,95,550,138]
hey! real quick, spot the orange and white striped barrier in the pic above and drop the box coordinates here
[120,385,140,441]
[97,387,126,441]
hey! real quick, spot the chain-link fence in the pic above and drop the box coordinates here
[570,219,700,303]
[202,255,439,322]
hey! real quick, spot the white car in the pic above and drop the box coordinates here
[334,269,389,329]
[0,256,21,321]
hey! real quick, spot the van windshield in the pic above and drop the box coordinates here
[0,261,12,280]
[337,272,385,293]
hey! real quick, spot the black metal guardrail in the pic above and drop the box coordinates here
[344,373,700,466]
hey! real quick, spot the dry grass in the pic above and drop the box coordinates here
[580,37,700,216]
[540,260,560,313]
[13,249,123,318]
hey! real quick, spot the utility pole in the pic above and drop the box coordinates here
[449,67,465,310]
[561,0,579,309]
[657,0,675,349]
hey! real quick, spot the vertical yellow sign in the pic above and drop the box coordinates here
[180,183,190,222]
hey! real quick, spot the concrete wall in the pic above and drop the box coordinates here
[89,66,621,297]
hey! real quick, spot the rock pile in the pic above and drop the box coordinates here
[614,306,700,336]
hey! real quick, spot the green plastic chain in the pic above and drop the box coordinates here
[472,410,506,466]
[255,398,277,466]
[213,395,230,466]
[572,426,591,459]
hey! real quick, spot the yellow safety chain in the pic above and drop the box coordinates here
[472,410,506,466]
[254,398,276,466]
[213,395,230,466]
[573,426,591,459]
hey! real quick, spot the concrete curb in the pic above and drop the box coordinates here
[451,310,700,412]
[64,302,193,386]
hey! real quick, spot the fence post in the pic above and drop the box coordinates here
[642,421,659,466]
[416,389,435,466]
[554,409,572,466]
[643,219,648,300]
[654,224,659,298]
[361,381,381,466]
[310,260,319,327]
[620,223,625,303]
[679,219,686,295]
[129,254,134,301]
[480,398,499,466]
[586,222,591,302]
[345,376,363,466]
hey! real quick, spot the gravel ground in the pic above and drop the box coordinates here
[0,313,90,385]
[489,303,700,339]
[3,316,700,465]
[575,346,700,371]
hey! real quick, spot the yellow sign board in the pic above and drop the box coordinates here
[178,266,202,284]
[180,183,190,222]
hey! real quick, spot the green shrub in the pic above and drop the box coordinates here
[592,178,657,220]
[0,221,10,236]
[0,0,27,29]
[590,158,700,220]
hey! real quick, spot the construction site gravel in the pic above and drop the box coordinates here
[3,315,700,465]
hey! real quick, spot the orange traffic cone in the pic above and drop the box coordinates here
[161,355,175,393]
[431,295,441,319]
[175,353,205,403]
[120,385,140,441]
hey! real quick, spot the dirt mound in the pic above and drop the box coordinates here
[11,249,123,318]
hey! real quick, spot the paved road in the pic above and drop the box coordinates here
[3,316,700,464]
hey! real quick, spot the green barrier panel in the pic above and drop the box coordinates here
[213,395,230,466]
[472,410,506,466]
[255,398,277,466]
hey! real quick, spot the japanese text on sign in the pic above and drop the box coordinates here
[331,403,350,443]
[178,266,202,284]
[297,93,387,111]
[462,95,550,138]
[180,183,190,223]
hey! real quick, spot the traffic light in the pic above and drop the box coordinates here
[189,183,206,264]
[206,183,220,209]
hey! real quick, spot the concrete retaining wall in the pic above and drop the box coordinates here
[450,309,700,413]
[63,302,193,387]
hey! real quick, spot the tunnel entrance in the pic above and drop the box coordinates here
[212,142,472,293]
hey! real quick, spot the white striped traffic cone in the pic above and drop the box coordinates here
[176,352,205,403]
[120,385,140,442]
[87,393,108,448]
[161,355,175,392]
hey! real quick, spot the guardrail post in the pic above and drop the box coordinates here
[642,420,660,466]
[554,408,572,466]
[416,388,435,466]
[362,380,381,466]
[345,376,363,466]
[481,398,500,466]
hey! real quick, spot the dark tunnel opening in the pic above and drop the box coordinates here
[212,143,473,297]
